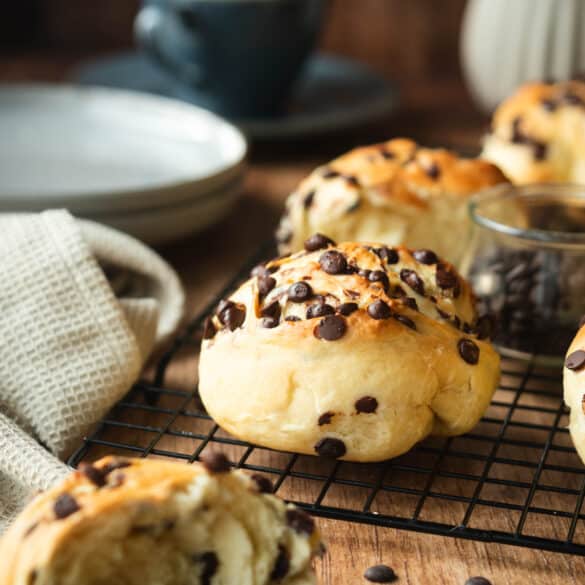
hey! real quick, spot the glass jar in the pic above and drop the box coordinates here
[461,183,585,364]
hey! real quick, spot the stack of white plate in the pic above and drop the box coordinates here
[0,84,247,245]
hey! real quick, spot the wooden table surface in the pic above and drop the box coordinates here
[2,53,584,584]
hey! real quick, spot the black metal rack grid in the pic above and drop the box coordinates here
[69,243,585,557]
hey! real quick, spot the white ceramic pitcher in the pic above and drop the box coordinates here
[461,0,585,113]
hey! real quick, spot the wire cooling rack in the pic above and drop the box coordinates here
[69,243,585,557]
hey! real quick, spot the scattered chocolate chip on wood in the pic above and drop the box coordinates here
[286,508,315,535]
[464,577,492,585]
[314,437,347,458]
[458,338,480,365]
[314,314,347,341]
[53,493,80,520]
[364,564,397,583]
[200,451,231,473]
[566,350,585,371]
[355,396,378,413]
[304,233,335,252]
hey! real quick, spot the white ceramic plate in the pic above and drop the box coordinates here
[80,173,244,245]
[0,84,247,213]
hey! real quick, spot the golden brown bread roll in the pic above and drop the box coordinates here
[563,326,585,464]
[482,79,585,184]
[199,238,500,462]
[276,138,509,266]
[0,456,322,585]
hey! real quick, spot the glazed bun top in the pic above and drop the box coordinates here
[204,236,492,347]
[277,138,508,263]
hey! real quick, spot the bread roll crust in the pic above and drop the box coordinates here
[199,241,500,462]
[482,80,585,184]
[0,457,321,585]
[276,138,508,265]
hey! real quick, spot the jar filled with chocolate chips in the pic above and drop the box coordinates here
[462,183,585,363]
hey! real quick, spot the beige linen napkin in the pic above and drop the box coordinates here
[0,210,185,530]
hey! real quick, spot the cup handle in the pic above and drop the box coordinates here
[134,4,206,87]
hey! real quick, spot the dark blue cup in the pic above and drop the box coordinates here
[135,0,326,118]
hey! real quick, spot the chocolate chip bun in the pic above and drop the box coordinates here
[0,455,322,585]
[276,138,508,266]
[563,327,585,464]
[482,79,585,184]
[199,237,500,462]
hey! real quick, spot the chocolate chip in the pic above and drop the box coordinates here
[285,315,301,322]
[101,459,131,476]
[78,463,106,487]
[364,564,397,583]
[306,302,335,319]
[314,437,346,458]
[286,508,315,535]
[563,92,584,106]
[374,247,399,264]
[436,263,458,290]
[566,350,585,371]
[413,249,438,265]
[203,317,216,340]
[54,494,80,519]
[217,300,246,331]
[344,174,360,187]
[199,551,219,585]
[458,338,480,365]
[318,411,334,425]
[394,314,416,330]
[251,263,275,278]
[368,270,390,292]
[304,233,335,252]
[257,275,276,298]
[270,545,290,580]
[319,250,347,274]
[261,300,281,319]
[380,148,395,160]
[355,396,378,413]
[465,578,492,585]
[541,98,558,112]
[368,300,392,320]
[400,269,425,295]
[288,281,313,302]
[437,307,450,320]
[251,473,274,494]
[338,302,359,316]
[262,316,279,328]
[358,268,372,279]
[200,451,231,473]
[314,314,347,341]
[402,297,418,311]
[303,190,315,209]
[533,142,547,160]
[322,168,340,179]
[424,162,441,179]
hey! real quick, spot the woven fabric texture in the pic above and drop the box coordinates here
[0,210,185,530]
